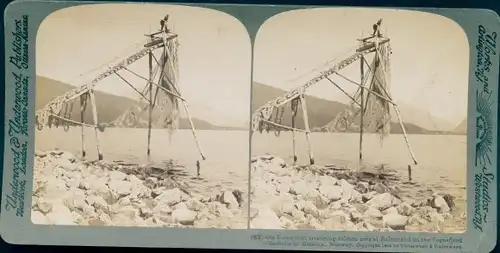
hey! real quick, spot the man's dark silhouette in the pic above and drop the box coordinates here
[160,15,170,33]
[372,19,383,36]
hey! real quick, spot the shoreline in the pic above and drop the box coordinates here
[249,155,466,233]
[31,150,247,229]
[29,150,466,232]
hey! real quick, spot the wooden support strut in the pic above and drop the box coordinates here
[370,50,417,165]
[393,104,418,165]
[147,48,154,156]
[251,41,388,118]
[49,112,94,127]
[325,76,362,108]
[113,70,151,103]
[162,39,206,162]
[89,89,103,160]
[261,118,307,133]
[80,94,87,158]
[291,101,298,164]
[335,66,395,106]
[299,93,314,165]
[183,101,206,161]
[35,34,178,120]
[348,61,374,121]
[122,67,185,101]
[363,47,418,165]
[359,56,365,162]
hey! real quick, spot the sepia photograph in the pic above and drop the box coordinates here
[32,4,251,229]
[250,8,468,233]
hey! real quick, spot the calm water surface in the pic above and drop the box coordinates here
[35,128,251,197]
[36,128,466,203]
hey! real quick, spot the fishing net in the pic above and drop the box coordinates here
[251,35,394,142]
[36,93,75,130]
[320,42,393,140]
[111,37,182,139]
[156,37,181,138]
[251,95,302,137]
[365,42,392,140]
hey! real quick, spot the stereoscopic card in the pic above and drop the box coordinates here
[2,1,499,252]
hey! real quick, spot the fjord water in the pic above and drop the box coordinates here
[35,128,467,230]
[36,129,466,199]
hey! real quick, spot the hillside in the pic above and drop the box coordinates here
[35,76,241,130]
[453,119,467,135]
[251,82,454,135]
[394,102,456,132]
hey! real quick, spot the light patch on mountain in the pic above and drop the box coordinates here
[389,102,456,132]
[453,119,467,135]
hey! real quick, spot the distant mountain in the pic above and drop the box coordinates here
[393,103,456,132]
[35,76,243,131]
[453,119,467,135]
[251,81,455,135]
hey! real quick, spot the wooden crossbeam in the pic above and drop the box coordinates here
[325,76,361,108]
[49,113,94,127]
[356,38,390,52]
[251,21,417,169]
[252,40,384,118]
[122,67,185,101]
[113,70,151,103]
[333,70,396,106]
[36,18,206,166]
[261,118,307,133]
[334,71,361,87]
[35,33,178,118]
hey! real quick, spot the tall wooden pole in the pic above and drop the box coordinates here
[80,93,86,158]
[147,47,153,156]
[359,56,365,162]
[393,105,418,165]
[182,101,206,161]
[291,101,297,164]
[299,93,314,165]
[89,89,103,160]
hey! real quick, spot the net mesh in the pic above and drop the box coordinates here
[322,42,393,140]
[111,37,182,138]
[252,41,394,142]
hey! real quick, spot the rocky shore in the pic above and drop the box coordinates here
[250,155,466,233]
[32,150,247,228]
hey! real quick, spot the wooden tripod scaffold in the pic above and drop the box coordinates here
[251,20,417,177]
[35,15,206,172]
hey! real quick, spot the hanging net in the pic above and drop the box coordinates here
[251,40,394,143]
[111,37,182,138]
[320,41,393,140]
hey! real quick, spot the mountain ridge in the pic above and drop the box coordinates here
[35,76,246,131]
[453,119,467,135]
[251,81,458,135]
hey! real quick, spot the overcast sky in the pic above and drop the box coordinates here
[254,8,469,125]
[36,3,251,127]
